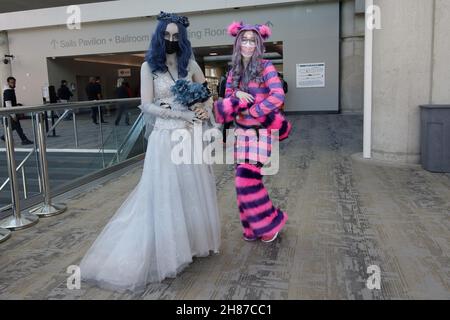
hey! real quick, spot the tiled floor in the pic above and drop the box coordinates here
[0,114,449,299]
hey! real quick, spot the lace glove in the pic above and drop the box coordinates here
[139,102,198,123]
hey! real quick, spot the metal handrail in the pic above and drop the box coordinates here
[0,109,74,193]
[0,110,74,189]
[117,112,144,152]
[0,100,141,176]
[107,112,144,165]
[0,148,35,191]
[0,116,38,230]
[0,99,142,205]
[0,99,146,235]
[45,109,71,135]
[0,110,75,194]
[0,98,141,116]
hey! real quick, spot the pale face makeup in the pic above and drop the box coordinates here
[164,23,179,42]
[240,31,257,59]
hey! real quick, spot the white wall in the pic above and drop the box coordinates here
[0,0,331,30]
[5,2,341,113]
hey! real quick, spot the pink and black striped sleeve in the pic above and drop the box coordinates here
[224,71,247,111]
[214,72,244,123]
[249,61,285,118]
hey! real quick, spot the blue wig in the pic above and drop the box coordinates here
[145,20,193,78]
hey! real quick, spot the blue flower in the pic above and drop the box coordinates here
[171,79,211,108]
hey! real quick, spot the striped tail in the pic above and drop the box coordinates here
[213,97,242,124]
[258,111,292,141]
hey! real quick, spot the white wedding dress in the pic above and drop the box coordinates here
[79,62,221,292]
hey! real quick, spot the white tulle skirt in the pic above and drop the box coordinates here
[79,123,221,292]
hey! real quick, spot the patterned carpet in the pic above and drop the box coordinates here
[0,114,449,299]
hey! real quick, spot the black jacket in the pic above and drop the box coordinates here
[85,82,100,100]
[282,80,288,94]
[116,85,130,99]
[218,76,227,98]
[57,85,73,100]
[3,88,17,107]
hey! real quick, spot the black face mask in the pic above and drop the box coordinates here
[165,39,180,54]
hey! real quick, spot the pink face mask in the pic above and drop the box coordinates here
[241,43,256,58]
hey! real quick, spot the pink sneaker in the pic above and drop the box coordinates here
[261,232,278,243]
[243,234,258,242]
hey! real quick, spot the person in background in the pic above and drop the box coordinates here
[95,76,108,122]
[218,72,233,143]
[57,79,74,120]
[114,78,131,126]
[1,76,33,145]
[86,76,106,124]
[277,72,288,112]
[218,74,226,98]
[278,72,288,94]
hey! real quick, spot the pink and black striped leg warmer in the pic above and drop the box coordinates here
[235,163,288,238]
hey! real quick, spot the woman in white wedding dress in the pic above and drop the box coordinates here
[79,12,221,292]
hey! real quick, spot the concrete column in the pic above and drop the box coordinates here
[0,31,13,101]
[340,0,365,114]
[371,0,435,163]
[431,0,450,104]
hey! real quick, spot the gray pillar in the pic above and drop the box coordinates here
[371,0,435,163]
[430,0,450,104]
[340,0,365,114]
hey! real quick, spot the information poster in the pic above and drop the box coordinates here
[296,63,325,88]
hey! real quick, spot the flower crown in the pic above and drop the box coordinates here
[227,21,272,40]
[157,11,190,28]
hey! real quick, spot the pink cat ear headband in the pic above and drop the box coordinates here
[227,21,272,40]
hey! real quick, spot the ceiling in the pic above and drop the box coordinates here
[0,0,115,14]
[69,52,145,67]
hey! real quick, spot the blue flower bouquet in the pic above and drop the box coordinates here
[170,79,211,110]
